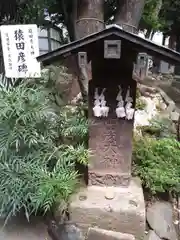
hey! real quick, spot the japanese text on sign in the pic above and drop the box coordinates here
[0,24,41,78]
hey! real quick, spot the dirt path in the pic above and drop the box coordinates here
[0,216,51,240]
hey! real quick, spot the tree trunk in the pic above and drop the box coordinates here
[174,35,180,75]
[114,0,145,33]
[162,34,166,46]
[150,30,155,40]
[76,0,104,39]
[61,0,77,42]
[152,0,162,20]
[74,0,104,103]
[168,34,176,72]
[168,34,176,50]
[145,28,151,39]
[114,0,145,84]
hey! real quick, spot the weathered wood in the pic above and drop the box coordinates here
[37,26,180,66]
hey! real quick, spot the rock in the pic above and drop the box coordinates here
[105,187,116,200]
[47,221,83,240]
[86,227,135,240]
[158,102,167,111]
[171,112,180,122]
[147,201,178,240]
[144,230,162,240]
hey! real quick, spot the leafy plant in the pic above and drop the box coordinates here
[137,116,176,138]
[0,78,88,224]
[133,135,180,194]
[135,89,147,110]
[149,116,175,138]
[136,98,147,110]
[59,105,88,146]
[138,125,161,137]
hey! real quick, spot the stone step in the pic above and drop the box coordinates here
[86,227,135,240]
[88,169,131,187]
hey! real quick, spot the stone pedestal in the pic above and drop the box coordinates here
[69,67,145,238]
[69,178,145,239]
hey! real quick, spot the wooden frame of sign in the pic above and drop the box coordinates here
[104,40,121,59]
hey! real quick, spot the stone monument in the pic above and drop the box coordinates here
[37,25,180,240]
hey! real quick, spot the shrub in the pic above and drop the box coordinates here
[138,125,161,137]
[133,136,180,195]
[149,116,175,138]
[0,82,88,224]
[136,98,147,110]
[137,116,175,139]
[59,105,88,146]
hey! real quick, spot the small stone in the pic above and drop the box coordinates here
[105,187,116,200]
[104,204,113,212]
[158,102,167,111]
[129,200,138,207]
[79,194,87,201]
[173,220,179,225]
[171,112,180,122]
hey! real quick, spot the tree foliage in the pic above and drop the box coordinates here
[140,0,163,32]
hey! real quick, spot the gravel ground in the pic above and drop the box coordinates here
[0,216,51,240]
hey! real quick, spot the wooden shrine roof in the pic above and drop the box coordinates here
[37,24,180,66]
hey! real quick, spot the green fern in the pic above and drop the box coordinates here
[59,107,88,145]
[0,72,88,224]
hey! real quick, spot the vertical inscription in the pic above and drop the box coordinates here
[89,117,133,173]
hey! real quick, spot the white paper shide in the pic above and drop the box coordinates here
[125,87,135,120]
[0,24,41,78]
[116,85,135,120]
[93,88,109,118]
[116,85,126,118]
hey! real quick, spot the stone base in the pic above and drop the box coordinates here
[69,178,145,239]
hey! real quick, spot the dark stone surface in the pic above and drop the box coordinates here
[147,201,178,240]
[88,170,130,186]
[89,118,133,174]
[88,66,136,186]
[47,221,84,240]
